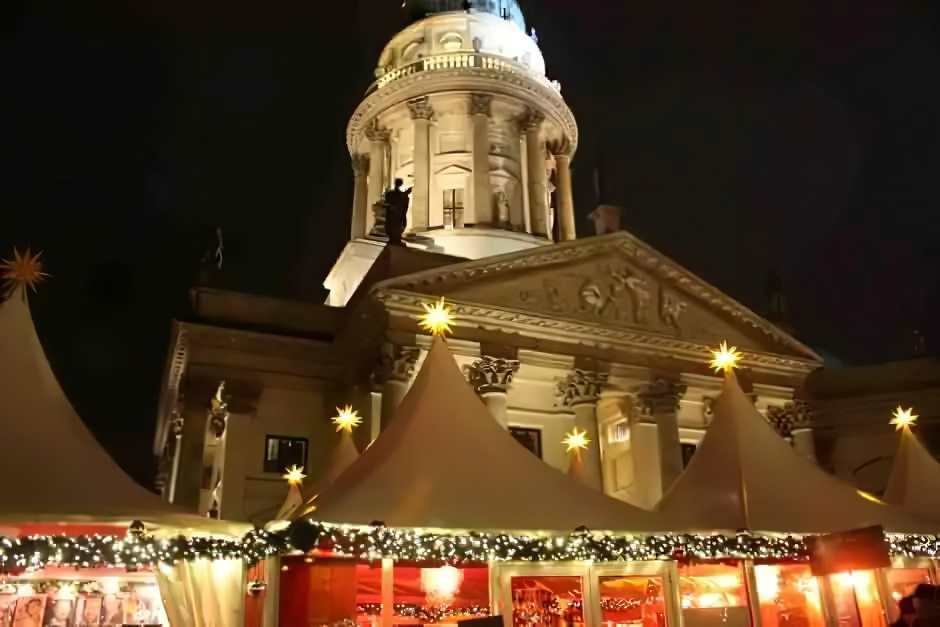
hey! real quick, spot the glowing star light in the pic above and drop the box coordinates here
[283,465,307,485]
[709,341,742,374]
[890,406,918,431]
[563,427,591,454]
[332,405,363,433]
[1,247,49,295]
[418,297,456,337]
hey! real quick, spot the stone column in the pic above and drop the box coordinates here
[470,94,493,225]
[556,370,608,490]
[465,356,520,428]
[408,97,434,231]
[638,378,687,497]
[629,411,663,508]
[366,122,391,220]
[522,108,548,237]
[376,344,420,431]
[350,153,370,240]
[550,142,576,241]
[174,404,210,511]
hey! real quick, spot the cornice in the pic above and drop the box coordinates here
[375,288,819,377]
[347,68,577,155]
[372,231,823,364]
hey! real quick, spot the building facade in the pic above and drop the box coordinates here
[153,2,826,523]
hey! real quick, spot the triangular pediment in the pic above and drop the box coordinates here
[434,163,472,175]
[374,232,821,362]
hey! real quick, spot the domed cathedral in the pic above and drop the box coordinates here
[327,0,578,306]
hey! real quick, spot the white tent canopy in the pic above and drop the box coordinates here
[0,287,239,534]
[302,336,672,533]
[883,426,940,523]
[656,370,936,534]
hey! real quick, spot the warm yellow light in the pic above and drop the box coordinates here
[890,406,918,431]
[857,489,884,504]
[283,465,307,485]
[332,405,363,433]
[418,297,456,337]
[755,565,780,601]
[1,247,49,295]
[563,427,591,453]
[420,565,464,606]
[709,341,742,374]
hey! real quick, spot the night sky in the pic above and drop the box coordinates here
[4,0,940,487]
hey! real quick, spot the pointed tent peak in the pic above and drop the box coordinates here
[301,325,670,532]
[883,424,940,522]
[890,406,919,432]
[709,341,743,375]
[298,431,362,514]
[657,360,937,534]
[418,297,456,337]
[332,405,364,434]
[1,247,49,296]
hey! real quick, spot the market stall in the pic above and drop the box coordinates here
[0,252,249,627]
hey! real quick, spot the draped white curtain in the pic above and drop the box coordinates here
[157,559,244,627]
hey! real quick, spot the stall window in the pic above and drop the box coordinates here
[599,575,668,627]
[511,576,584,627]
[509,427,542,459]
[884,567,932,604]
[393,565,490,623]
[677,562,750,627]
[754,564,824,627]
[263,436,308,474]
[829,571,887,627]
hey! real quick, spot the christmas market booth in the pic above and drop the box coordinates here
[0,250,251,627]
[254,303,940,627]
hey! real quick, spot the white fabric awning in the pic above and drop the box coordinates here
[303,336,671,533]
[656,370,936,534]
[883,427,940,523]
[0,287,241,535]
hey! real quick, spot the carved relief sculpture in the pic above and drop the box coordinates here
[765,401,812,438]
[377,344,421,384]
[464,356,521,395]
[208,381,229,438]
[495,190,511,227]
[470,93,493,117]
[637,378,687,417]
[407,96,435,120]
[661,290,687,329]
[555,370,609,407]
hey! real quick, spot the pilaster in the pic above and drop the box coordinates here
[637,377,687,497]
[521,108,548,237]
[350,153,371,239]
[407,97,435,231]
[470,94,493,225]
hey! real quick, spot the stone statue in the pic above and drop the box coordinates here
[383,178,412,246]
[495,190,511,227]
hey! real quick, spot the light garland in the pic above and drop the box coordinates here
[357,603,490,623]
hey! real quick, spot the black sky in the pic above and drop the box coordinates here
[4,0,940,487]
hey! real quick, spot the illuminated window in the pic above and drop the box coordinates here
[829,571,887,627]
[608,420,630,444]
[511,576,584,627]
[509,427,542,459]
[443,189,465,229]
[599,575,668,627]
[884,567,932,604]
[754,564,824,627]
[678,563,750,627]
[263,436,308,474]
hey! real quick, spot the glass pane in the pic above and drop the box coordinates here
[754,564,824,627]
[511,575,584,627]
[677,563,750,627]
[599,575,668,627]
[829,571,887,627]
[392,565,490,624]
[884,567,931,604]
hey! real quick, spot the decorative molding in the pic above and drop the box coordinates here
[637,378,687,416]
[370,231,822,365]
[520,107,545,132]
[464,356,520,395]
[556,370,609,407]
[546,137,572,158]
[407,96,435,120]
[469,93,493,117]
[365,121,391,143]
[766,401,813,438]
[377,344,420,383]
[347,67,578,154]
[351,153,370,176]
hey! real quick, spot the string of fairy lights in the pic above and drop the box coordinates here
[1,276,939,573]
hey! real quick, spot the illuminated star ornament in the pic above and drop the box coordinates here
[563,427,590,454]
[709,341,742,374]
[283,465,307,485]
[418,297,456,337]
[1,247,49,296]
[332,405,363,433]
[890,406,918,431]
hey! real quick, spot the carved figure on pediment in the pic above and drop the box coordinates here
[661,291,687,329]
[624,276,651,323]
[579,278,625,319]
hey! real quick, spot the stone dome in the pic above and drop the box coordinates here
[405,0,526,32]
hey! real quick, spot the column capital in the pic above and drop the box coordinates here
[365,121,391,143]
[465,356,520,395]
[470,93,493,117]
[547,138,573,159]
[407,96,435,120]
[637,377,687,416]
[376,344,420,384]
[556,369,608,407]
[351,153,370,176]
[766,400,813,438]
[520,107,545,132]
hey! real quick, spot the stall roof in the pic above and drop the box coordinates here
[656,369,936,534]
[883,426,940,523]
[301,336,671,533]
[0,286,242,535]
